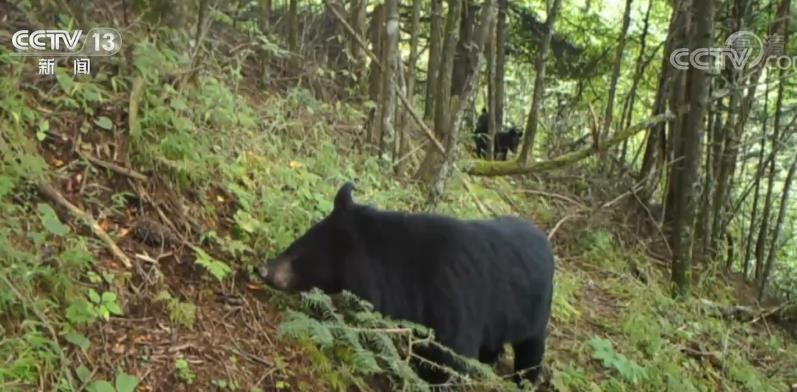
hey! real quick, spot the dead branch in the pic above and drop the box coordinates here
[520,188,585,208]
[128,76,145,138]
[548,213,584,241]
[77,150,148,181]
[680,346,723,369]
[38,183,132,268]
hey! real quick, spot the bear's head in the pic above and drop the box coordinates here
[256,182,357,293]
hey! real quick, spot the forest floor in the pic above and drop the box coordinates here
[2,8,797,392]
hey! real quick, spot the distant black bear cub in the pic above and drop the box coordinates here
[257,183,555,386]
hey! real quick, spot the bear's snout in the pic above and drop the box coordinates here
[256,259,295,291]
[256,264,270,280]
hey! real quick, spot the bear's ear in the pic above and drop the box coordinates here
[334,182,357,211]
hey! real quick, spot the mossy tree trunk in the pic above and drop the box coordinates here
[667,0,715,299]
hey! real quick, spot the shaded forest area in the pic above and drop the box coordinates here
[1,0,797,391]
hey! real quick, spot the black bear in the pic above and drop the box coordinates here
[257,183,555,387]
[473,107,490,158]
[494,126,523,161]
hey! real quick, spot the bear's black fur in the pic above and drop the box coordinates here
[257,183,555,386]
[494,126,523,161]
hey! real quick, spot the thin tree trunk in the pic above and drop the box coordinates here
[759,154,797,300]
[257,0,271,88]
[495,0,508,138]
[424,0,444,119]
[348,0,368,98]
[743,88,771,277]
[379,0,399,158]
[601,0,633,163]
[754,0,791,281]
[288,0,299,76]
[618,0,651,166]
[486,11,498,160]
[517,0,563,164]
[639,4,682,202]
[367,4,386,146]
[405,0,422,107]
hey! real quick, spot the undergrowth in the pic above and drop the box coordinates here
[0,8,796,392]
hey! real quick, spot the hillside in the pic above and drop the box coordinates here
[2,2,797,392]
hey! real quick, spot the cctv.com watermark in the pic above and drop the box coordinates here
[670,31,794,72]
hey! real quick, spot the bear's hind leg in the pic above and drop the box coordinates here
[512,337,545,385]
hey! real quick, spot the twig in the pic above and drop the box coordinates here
[548,213,584,241]
[128,76,145,138]
[520,188,585,208]
[77,151,148,181]
[38,183,132,268]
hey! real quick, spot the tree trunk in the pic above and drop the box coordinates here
[486,10,498,160]
[618,0,652,166]
[495,0,508,138]
[517,0,563,165]
[754,0,791,281]
[668,0,715,298]
[427,0,497,207]
[257,0,272,88]
[424,0,444,119]
[601,0,633,163]
[288,0,299,76]
[416,0,463,181]
[405,0,423,108]
[348,0,368,98]
[367,4,386,146]
[378,0,400,158]
[743,87,771,277]
[451,1,476,95]
[639,4,683,202]
[758,154,797,300]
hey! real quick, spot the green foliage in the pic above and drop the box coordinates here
[588,337,646,385]
[174,358,196,384]
[76,366,140,392]
[194,248,232,282]
[274,289,514,391]
[552,269,582,324]
[154,291,197,329]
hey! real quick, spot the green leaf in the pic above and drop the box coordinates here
[102,292,118,303]
[37,203,70,236]
[66,300,98,324]
[75,365,92,383]
[88,289,101,304]
[94,116,113,131]
[87,380,115,392]
[115,372,140,392]
[105,301,124,316]
[64,331,91,352]
[194,249,231,281]
[37,120,50,141]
